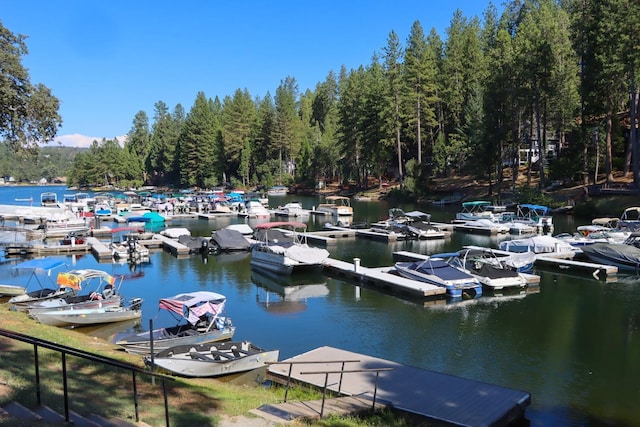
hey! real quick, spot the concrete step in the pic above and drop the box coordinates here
[87,414,140,427]
[69,409,102,427]
[34,405,65,423]
[2,401,43,421]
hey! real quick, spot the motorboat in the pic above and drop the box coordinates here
[454,201,497,222]
[40,192,59,207]
[8,259,73,310]
[580,232,640,271]
[32,298,143,327]
[463,245,536,273]
[267,186,288,196]
[110,230,150,261]
[387,209,446,240]
[435,249,528,291]
[273,202,310,218]
[209,228,251,252]
[394,258,483,298]
[461,218,510,234]
[499,235,576,257]
[512,204,554,234]
[26,269,123,317]
[316,196,353,217]
[250,222,330,275]
[238,200,271,218]
[115,291,235,354]
[617,207,640,232]
[178,235,210,254]
[145,340,279,378]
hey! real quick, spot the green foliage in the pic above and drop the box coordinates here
[514,183,561,208]
[0,22,62,151]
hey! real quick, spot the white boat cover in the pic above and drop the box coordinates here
[285,245,330,264]
[499,235,574,253]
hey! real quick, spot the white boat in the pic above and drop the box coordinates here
[110,228,150,260]
[499,235,576,257]
[40,192,59,207]
[26,269,124,317]
[316,196,353,216]
[617,207,640,232]
[461,218,510,234]
[273,202,310,218]
[463,245,536,273]
[116,291,236,354]
[387,209,446,240]
[0,283,26,297]
[267,186,288,196]
[145,341,279,378]
[33,298,143,327]
[238,200,271,218]
[435,248,528,291]
[511,204,554,234]
[454,201,497,222]
[250,221,330,275]
[394,258,483,298]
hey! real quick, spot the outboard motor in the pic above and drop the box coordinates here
[200,238,209,253]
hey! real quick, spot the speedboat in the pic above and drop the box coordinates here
[250,222,330,275]
[499,235,576,257]
[210,228,251,252]
[116,291,235,354]
[145,340,279,378]
[273,202,310,218]
[394,258,482,298]
[238,200,271,218]
[435,249,528,291]
[580,232,640,271]
[387,209,446,239]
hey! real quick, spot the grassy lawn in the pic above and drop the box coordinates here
[0,305,426,426]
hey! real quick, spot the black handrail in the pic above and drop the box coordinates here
[0,328,174,426]
[299,367,394,418]
[267,359,361,402]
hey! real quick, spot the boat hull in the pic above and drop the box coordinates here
[394,261,482,298]
[34,307,142,327]
[116,325,236,355]
[148,342,279,378]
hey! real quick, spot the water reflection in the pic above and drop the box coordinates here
[253,268,329,316]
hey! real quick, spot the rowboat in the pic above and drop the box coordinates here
[146,341,279,377]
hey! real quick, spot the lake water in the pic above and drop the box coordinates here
[1,185,639,426]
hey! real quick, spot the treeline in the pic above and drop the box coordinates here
[68,0,640,198]
[0,143,81,183]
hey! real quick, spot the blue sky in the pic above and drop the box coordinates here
[2,1,498,147]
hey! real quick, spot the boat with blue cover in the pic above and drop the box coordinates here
[394,258,483,298]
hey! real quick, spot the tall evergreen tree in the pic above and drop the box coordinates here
[179,92,216,188]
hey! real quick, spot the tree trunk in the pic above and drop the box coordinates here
[605,96,614,184]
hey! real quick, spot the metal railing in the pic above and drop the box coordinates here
[268,359,393,418]
[0,328,174,426]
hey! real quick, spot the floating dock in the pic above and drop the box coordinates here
[322,257,445,298]
[265,346,530,426]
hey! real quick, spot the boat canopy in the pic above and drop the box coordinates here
[517,204,551,215]
[11,258,66,274]
[404,211,432,221]
[56,269,116,290]
[159,291,227,325]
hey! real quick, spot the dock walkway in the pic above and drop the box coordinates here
[265,346,530,426]
[322,257,445,298]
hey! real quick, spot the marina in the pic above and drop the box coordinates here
[0,186,639,425]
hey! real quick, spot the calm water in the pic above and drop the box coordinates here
[1,186,639,426]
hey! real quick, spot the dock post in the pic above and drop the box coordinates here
[353,258,361,273]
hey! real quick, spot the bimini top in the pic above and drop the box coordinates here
[159,291,227,325]
[56,269,117,291]
[517,204,551,214]
[11,258,66,273]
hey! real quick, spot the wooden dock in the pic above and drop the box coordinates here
[152,234,191,257]
[535,255,618,281]
[322,257,445,298]
[264,346,530,426]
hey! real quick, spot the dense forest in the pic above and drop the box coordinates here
[4,1,640,200]
[0,144,81,183]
